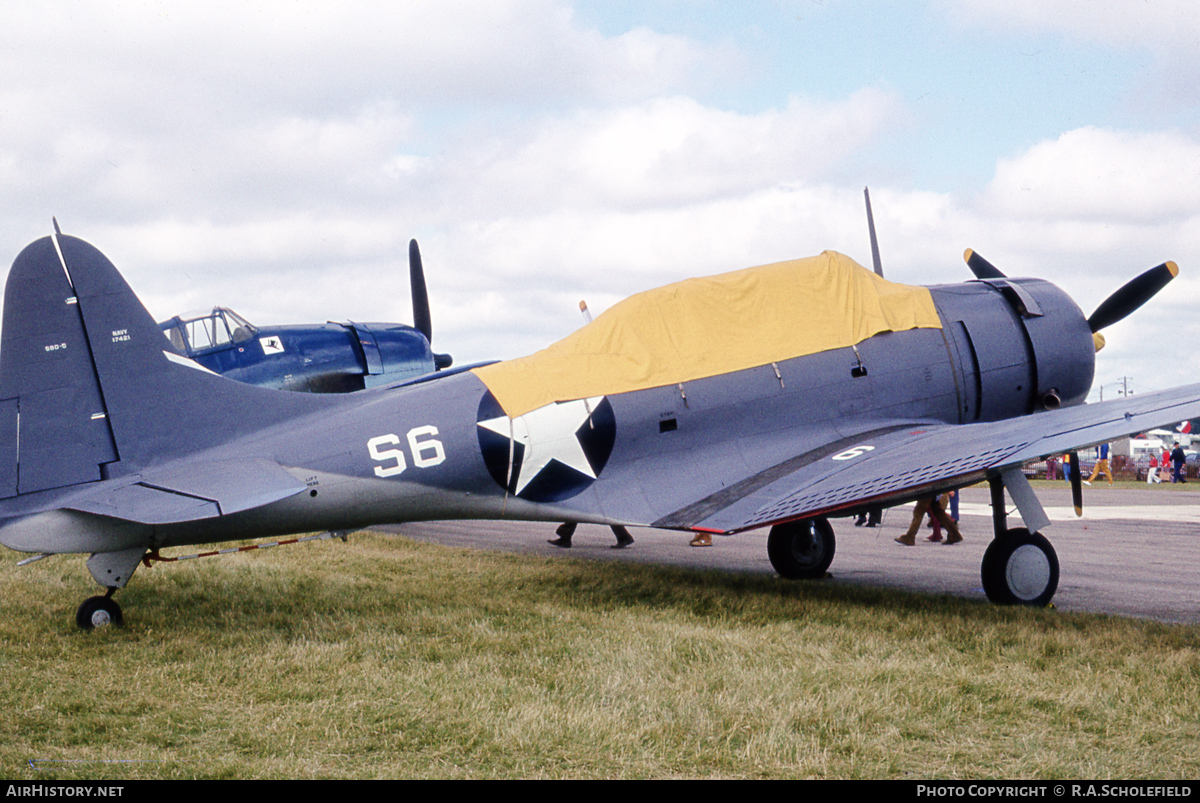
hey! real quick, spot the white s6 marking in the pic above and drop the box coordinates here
[368,426,446,477]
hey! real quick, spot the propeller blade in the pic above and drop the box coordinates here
[409,239,433,344]
[1087,261,1178,333]
[963,248,1006,280]
[1068,451,1083,517]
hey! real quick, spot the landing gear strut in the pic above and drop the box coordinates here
[767,517,835,579]
[75,547,143,630]
[983,472,1059,606]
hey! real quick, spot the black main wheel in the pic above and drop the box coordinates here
[76,596,123,631]
[767,518,835,579]
[981,528,1059,606]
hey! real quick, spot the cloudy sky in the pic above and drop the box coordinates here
[3,0,1200,399]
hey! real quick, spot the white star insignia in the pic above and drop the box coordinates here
[478,397,604,495]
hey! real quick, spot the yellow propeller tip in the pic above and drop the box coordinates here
[963,248,974,264]
[1092,332,1106,353]
[1166,260,1179,278]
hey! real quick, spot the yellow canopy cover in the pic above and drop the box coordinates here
[471,251,942,418]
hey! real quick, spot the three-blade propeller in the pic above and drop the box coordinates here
[409,239,453,370]
[962,249,1178,518]
[963,249,1178,352]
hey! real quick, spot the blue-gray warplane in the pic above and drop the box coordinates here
[157,240,452,393]
[0,225,1196,629]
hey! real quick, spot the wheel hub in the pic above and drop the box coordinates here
[1006,544,1052,601]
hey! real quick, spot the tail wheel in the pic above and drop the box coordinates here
[981,528,1059,606]
[76,595,123,631]
[767,518,835,579]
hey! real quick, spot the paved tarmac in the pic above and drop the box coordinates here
[383,482,1200,625]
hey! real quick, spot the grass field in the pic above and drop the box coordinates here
[1,530,1198,779]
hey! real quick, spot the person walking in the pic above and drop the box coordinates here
[1172,443,1187,484]
[896,495,962,546]
[1085,443,1114,486]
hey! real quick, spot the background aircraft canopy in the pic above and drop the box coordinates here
[162,307,256,354]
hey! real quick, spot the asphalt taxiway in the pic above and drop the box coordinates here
[384,483,1200,624]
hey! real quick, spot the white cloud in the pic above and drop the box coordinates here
[432,89,903,216]
[944,0,1200,48]
[0,0,743,268]
[982,127,1200,223]
[0,1,726,117]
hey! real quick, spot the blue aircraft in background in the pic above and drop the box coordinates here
[158,240,452,392]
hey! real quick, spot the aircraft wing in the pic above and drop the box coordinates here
[65,458,308,525]
[657,383,1200,534]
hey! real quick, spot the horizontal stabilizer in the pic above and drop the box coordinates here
[67,458,308,525]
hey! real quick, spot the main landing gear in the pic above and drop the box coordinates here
[982,470,1059,607]
[764,469,1061,608]
[981,528,1059,606]
[767,517,835,579]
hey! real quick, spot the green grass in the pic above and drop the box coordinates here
[1,531,1198,779]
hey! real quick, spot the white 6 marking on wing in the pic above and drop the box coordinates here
[832,445,875,461]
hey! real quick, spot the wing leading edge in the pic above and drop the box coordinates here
[658,383,1200,534]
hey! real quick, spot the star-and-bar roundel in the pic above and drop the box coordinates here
[476,391,616,502]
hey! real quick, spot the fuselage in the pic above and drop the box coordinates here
[0,241,1098,558]
[34,275,1096,551]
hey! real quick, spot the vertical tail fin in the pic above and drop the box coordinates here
[0,236,118,495]
[0,232,335,497]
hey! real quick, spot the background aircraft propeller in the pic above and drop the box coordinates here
[409,239,454,370]
[409,239,432,343]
